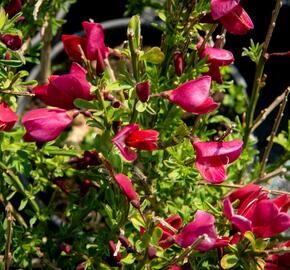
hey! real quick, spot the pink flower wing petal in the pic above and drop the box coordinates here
[211,0,240,20]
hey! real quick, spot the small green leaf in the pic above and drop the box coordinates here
[0,59,23,67]
[140,47,165,64]
[244,231,256,249]
[151,227,163,245]
[121,253,135,264]
[18,199,28,211]
[74,98,97,110]
[127,15,141,49]
[0,7,7,30]
[220,254,239,269]
[136,100,147,112]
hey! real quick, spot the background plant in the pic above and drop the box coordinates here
[0,0,289,269]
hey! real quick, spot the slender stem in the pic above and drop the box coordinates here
[164,235,206,269]
[44,149,80,157]
[0,161,40,214]
[39,14,52,84]
[244,0,283,147]
[259,87,289,178]
[0,89,35,96]
[254,166,287,184]
[250,88,288,133]
[4,204,13,270]
[96,81,109,128]
[197,179,290,196]
[216,126,233,142]
[0,194,28,228]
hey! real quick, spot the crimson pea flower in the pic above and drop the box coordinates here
[265,240,290,270]
[114,173,140,208]
[211,0,254,35]
[22,108,79,142]
[0,34,22,50]
[192,138,243,183]
[62,21,108,65]
[175,210,218,251]
[0,101,18,131]
[108,240,122,265]
[112,123,159,161]
[158,215,183,249]
[224,187,290,238]
[160,76,218,114]
[4,0,22,17]
[33,62,91,110]
[200,47,234,83]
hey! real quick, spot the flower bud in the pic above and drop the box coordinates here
[60,243,72,254]
[4,0,22,17]
[148,246,157,260]
[174,50,183,77]
[96,48,105,77]
[136,81,150,103]
[1,34,22,50]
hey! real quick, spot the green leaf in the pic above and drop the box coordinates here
[244,231,256,249]
[127,15,141,49]
[136,100,147,112]
[140,47,165,64]
[73,98,98,110]
[220,254,239,269]
[121,253,135,264]
[18,199,28,211]
[0,59,23,67]
[0,7,7,30]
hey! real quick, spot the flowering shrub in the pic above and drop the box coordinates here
[0,0,290,269]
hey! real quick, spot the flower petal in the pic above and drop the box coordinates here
[220,5,254,35]
[190,97,219,114]
[211,0,240,20]
[175,210,217,250]
[168,76,212,112]
[114,173,140,208]
[195,157,226,183]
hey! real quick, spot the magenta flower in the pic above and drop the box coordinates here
[224,186,290,238]
[33,62,91,110]
[175,211,218,251]
[265,241,290,270]
[211,0,254,35]
[0,101,18,131]
[114,173,140,208]
[160,76,218,114]
[158,215,183,249]
[112,124,159,161]
[200,47,234,83]
[4,0,22,17]
[136,81,150,103]
[1,34,22,50]
[62,21,108,63]
[192,138,243,183]
[22,108,78,142]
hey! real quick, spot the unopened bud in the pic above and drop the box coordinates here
[174,50,183,77]
[136,81,150,103]
[60,243,72,254]
[1,34,22,50]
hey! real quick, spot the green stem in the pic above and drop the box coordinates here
[243,0,283,147]
[4,204,13,270]
[96,85,109,128]
[0,160,40,214]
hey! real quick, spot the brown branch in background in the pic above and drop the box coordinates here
[254,166,287,184]
[39,14,52,84]
[259,87,289,178]
[250,88,289,133]
[4,204,14,270]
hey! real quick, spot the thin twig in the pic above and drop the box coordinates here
[164,235,206,269]
[0,194,28,228]
[0,89,35,96]
[259,87,289,178]
[243,0,283,147]
[39,14,52,84]
[197,178,290,196]
[250,88,288,133]
[4,204,13,270]
[254,166,287,184]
